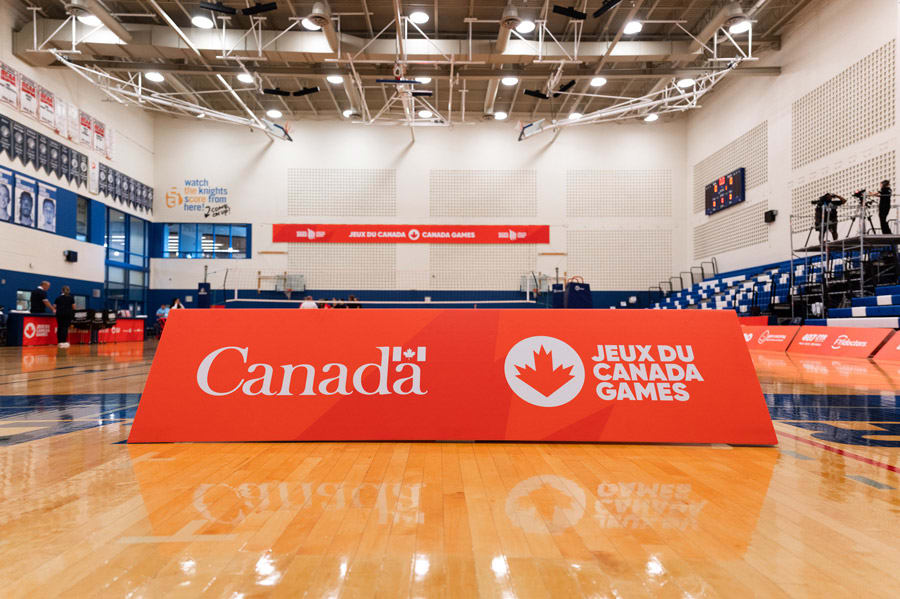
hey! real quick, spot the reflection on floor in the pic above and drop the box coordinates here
[0,343,898,597]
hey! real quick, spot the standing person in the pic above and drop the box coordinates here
[813,193,846,241]
[30,281,56,314]
[299,296,318,309]
[347,294,361,309]
[170,297,185,310]
[869,180,893,234]
[54,285,75,348]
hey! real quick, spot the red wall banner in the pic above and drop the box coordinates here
[129,309,776,445]
[272,224,550,244]
[872,330,900,362]
[786,325,893,358]
[22,316,57,346]
[741,325,800,352]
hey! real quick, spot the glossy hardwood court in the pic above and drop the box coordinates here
[1,342,899,597]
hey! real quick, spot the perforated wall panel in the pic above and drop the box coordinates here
[429,170,537,217]
[287,245,396,289]
[692,122,768,213]
[566,230,673,289]
[287,168,396,216]
[790,151,896,232]
[566,170,672,217]
[792,41,896,170]
[429,245,538,290]
[693,201,769,260]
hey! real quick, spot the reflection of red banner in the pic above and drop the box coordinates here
[741,325,799,352]
[872,330,900,362]
[130,309,775,444]
[272,224,550,244]
[787,326,893,358]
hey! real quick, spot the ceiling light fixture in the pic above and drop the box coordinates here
[416,76,432,84]
[515,20,536,34]
[493,111,508,121]
[417,109,433,119]
[644,113,659,122]
[76,14,102,27]
[623,20,642,35]
[728,18,752,34]
[301,17,321,30]
[342,109,353,118]
[590,76,607,88]
[266,109,283,119]
[237,73,254,84]
[676,78,696,88]
[326,75,344,84]
[145,71,165,83]
[568,112,583,120]
[409,11,430,24]
[501,76,519,86]
[192,15,214,29]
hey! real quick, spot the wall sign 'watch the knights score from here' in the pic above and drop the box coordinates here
[705,167,746,215]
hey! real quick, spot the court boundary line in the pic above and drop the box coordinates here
[778,430,899,473]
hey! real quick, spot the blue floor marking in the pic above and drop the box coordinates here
[0,394,141,446]
[846,475,895,490]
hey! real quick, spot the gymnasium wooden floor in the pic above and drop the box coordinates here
[1,342,898,597]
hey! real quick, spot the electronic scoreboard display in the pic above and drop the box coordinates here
[705,167,746,215]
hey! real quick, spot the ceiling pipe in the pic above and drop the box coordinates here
[687,1,745,54]
[483,77,500,116]
[74,0,134,43]
[306,1,339,54]
[495,5,521,55]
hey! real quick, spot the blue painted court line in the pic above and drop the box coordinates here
[779,449,814,460]
[0,394,141,446]
[846,475,896,490]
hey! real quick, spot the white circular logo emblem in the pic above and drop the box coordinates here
[23,322,36,339]
[408,228,421,241]
[504,336,585,407]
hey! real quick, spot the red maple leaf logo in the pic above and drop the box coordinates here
[514,346,575,397]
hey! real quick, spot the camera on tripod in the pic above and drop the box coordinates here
[811,193,838,206]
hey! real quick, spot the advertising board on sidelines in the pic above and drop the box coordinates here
[786,325,893,358]
[272,224,550,244]
[741,326,800,352]
[129,309,776,445]
[872,330,900,362]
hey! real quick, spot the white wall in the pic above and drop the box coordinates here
[151,117,687,291]
[0,4,155,282]
[686,0,899,272]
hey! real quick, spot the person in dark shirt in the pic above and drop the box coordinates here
[869,180,893,234]
[814,193,846,241]
[54,285,75,348]
[30,281,56,314]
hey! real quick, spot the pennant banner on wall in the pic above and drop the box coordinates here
[37,133,49,174]
[75,150,88,187]
[11,121,24,160]
[92,119,105,154]
[67,101,78,142]
[37,181,56,233]
[0,115,10,158]
[0,63,17,109]
[59,144,70,182]
[48,139,60,177]
[78,111,91,147]
[99,162,109,196]
[38,86,54,128]
[14,173,36,227]
[54,99,67,139]
[19,75,37,118]
[24,126,37,167]
[112,168,121,201]
[0,167,12,224]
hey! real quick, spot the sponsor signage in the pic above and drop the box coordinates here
[272,224,551,244]
[872,330,900,362]
[22,316,57,346]
[786,326,893,359]
[741,325,799,352]
[165,178,228,217]
[129,309,775,444]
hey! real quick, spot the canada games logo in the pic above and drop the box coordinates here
[504,336,585,407]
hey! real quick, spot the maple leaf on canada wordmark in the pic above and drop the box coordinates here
[514,346,575,397]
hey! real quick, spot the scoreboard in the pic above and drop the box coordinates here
[705,167,746,215]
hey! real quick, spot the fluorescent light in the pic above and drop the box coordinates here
[192,15,214,29]
[493,111,508,121]
[729,19,751,34]
[623,20,643,35]
[342,109,353,118]
[77,15,102,27]
[145,71,165,83]
[501,76,519,86]
[644,113,659,122]
[301,18,321,30]
[590,76,607,88]
[409,11,430,24]
[417,109,433,119]
[568,112,583,120]
[266,109,282,119]
[237,73,254,84]
[676,78,696,88]
[515,20,536,34]
[196,112,206,118]
[416,76,432,84]
[326,75,344,84]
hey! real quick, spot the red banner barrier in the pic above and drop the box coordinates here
[129,309,775,445]
[741,325,800,352]
[272,224,550,244]
[786,326,893,358]
[22,316,57,346]
[872,330,900,362]
[738,316,769,325]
